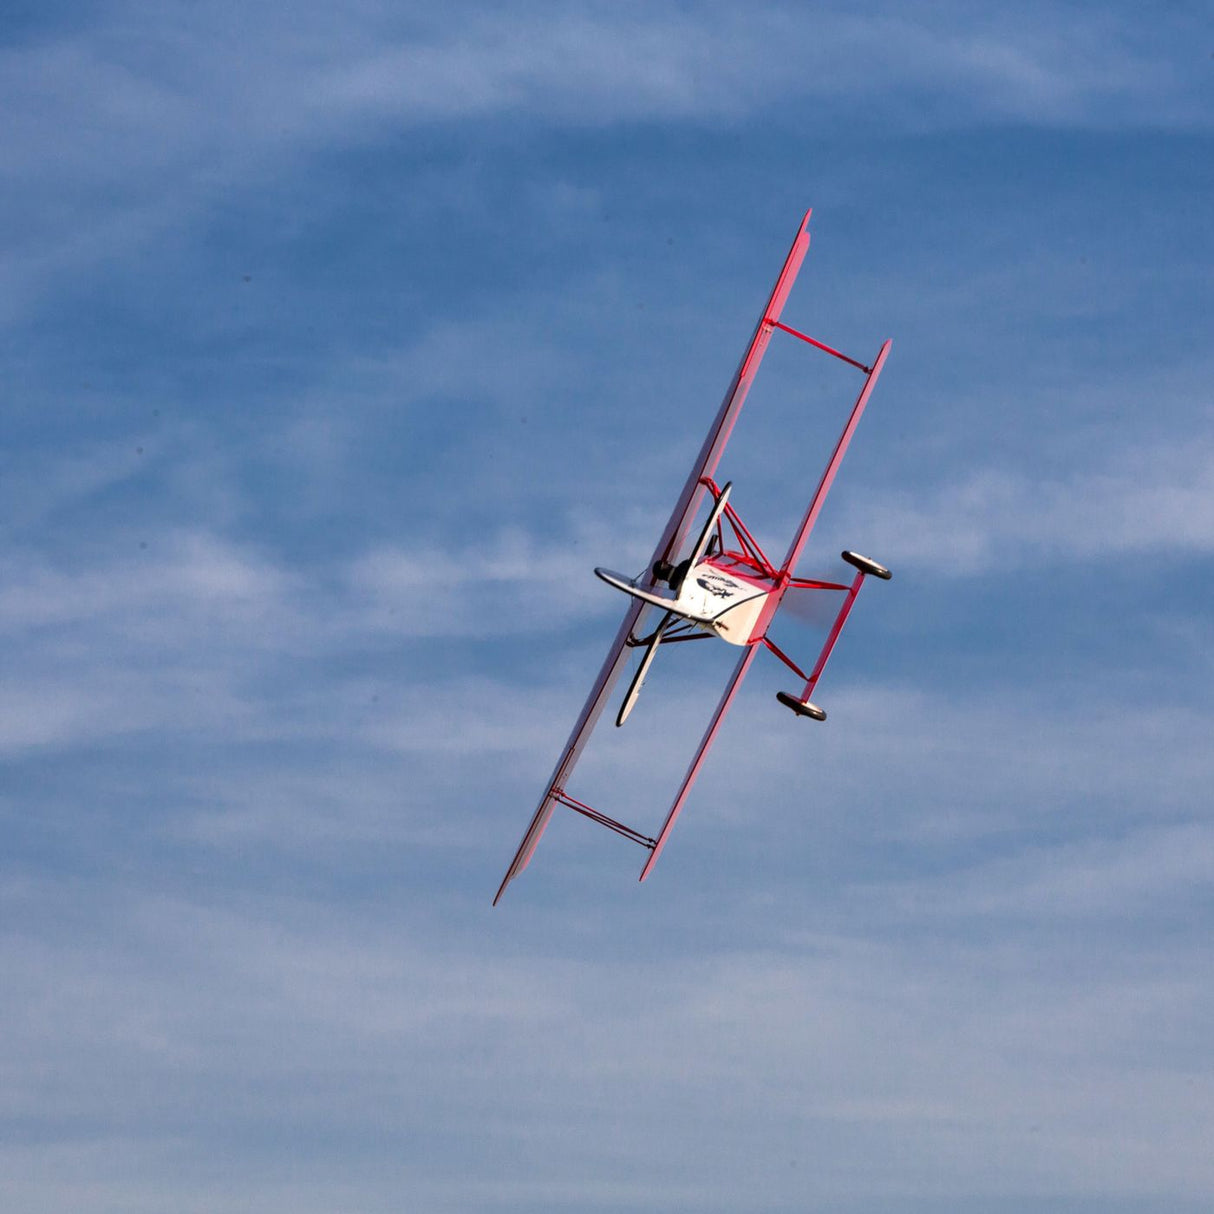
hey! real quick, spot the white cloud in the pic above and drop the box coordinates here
[281,5,1214,134]
[0,532,302,755]
[0,505,635,759]
[881,820,1214,923]
[1,885,1212,1211]
[844,434,1214,572]
[0,531,293,636]
[346,523,635,639]
[2,3,1207,317]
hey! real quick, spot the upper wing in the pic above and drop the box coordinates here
[651,209,814,570]
[494,211,816,904]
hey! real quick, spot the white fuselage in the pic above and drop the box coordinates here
[675,554,778,645]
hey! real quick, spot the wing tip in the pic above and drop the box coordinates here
[492,870,513,906]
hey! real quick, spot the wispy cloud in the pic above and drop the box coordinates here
[347,524,636,639]
[872,819,1214,925]
[2,883,1212,1212]
[842,433,1214,572]
[4,3,1208,317]
[4,7,1211,1210]
[0,530,300,755]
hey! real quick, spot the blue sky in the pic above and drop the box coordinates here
[2,3,1212,1211]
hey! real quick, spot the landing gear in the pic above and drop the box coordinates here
[841,550,891,580]
[776,692,826,721]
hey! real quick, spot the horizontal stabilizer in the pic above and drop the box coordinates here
[594,568,681,613]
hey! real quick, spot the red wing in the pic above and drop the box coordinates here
[495,211,817,904]
[650,209,814,570]
[493,597,648,905]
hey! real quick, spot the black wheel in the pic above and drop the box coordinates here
[776,692,827,721]
[841,550,891,580]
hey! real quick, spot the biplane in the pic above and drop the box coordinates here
[495,210,892,904]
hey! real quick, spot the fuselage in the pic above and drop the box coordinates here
[594,551,785,646]
[676,553,779,645]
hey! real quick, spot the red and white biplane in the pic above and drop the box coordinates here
[495,210,892,904]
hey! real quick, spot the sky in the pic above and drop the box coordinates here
[2,2,1212,1211]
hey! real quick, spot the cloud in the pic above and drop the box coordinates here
[4,487,1212,1210]
[841,434,1214,573]
[235,4,1214,135]
[876,819,1214,925]
[346,526,630,640]
[3,3,1208,320]
[0,531,301,755]
[2,7,1210,1212]
[0,503,629,760]
[2,883,1212,1212]
[0,531,290,632]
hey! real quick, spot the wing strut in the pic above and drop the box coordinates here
[640,341,893,880]
[779,339,892,577]
[745,337,892,646]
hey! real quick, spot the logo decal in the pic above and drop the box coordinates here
[696,572,738,599]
